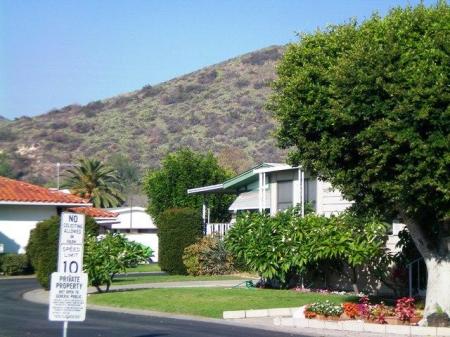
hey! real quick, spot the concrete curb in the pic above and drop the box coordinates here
[273,316,450,337]
[223,307,297,319]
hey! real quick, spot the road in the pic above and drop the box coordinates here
[0,278,301,337]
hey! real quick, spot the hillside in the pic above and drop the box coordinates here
[0,46,286,184]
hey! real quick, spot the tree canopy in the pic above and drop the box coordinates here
[62,158,124,208]
[269,2,449,317]
[143,148,233,221]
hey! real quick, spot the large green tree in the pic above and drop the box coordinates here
[62,158,124,208]
[143,148,233,222]
[269,3,449,319]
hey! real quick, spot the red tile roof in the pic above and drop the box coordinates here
[68,207,118,218]
[0,176,90,205]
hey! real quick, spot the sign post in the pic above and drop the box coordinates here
[49,212,88,337]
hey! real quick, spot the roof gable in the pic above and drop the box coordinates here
[222,163,277,191]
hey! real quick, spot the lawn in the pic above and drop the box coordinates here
[113,274,249,285]
[125,264,161,273]
[89,288,357,318]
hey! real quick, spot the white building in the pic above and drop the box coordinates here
[106,207,159,262]
[188,163,404,238]
[0,176,91,253]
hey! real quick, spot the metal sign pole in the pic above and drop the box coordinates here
[63,321,68,337]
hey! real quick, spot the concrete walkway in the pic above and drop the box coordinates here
[23,279,420,337]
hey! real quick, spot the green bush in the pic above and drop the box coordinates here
[225,209,389,290]
[183,235,235,276]
[26,215,98,289]
[0,253,32,275]
[158,208,203,274]
[84,233,152,292]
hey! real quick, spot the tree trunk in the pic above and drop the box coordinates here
[351,266,359,294]
[423,257,450,318]
[402,216,450,322]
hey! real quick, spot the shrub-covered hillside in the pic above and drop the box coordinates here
[0,46,285,183]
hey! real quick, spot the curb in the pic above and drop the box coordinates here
[274,316,450,337]
[223,307,297,319]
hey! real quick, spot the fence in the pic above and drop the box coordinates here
[205,223,233,238]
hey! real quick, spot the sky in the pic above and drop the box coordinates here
[0,0,435,119]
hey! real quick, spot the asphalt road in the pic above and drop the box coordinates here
[0,278,301,337]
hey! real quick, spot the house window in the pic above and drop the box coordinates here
[304,178,317,210]
[277,180,293,210]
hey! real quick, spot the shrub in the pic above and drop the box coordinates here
[241,47,282,65]
[183,235,234,276]
[0,127,16,141]
[0,254,32,275]
[26,215,98,289]
[395,297,416,322]
[84,233,152,292]
[157,208,203,274]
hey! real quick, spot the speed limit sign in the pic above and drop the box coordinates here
[57,212,85,274]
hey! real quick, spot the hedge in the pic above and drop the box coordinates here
[26,215,98,289]
[0,253,33,275]
[157,208,203,274]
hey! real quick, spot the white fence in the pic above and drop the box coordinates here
[205,223,233,238]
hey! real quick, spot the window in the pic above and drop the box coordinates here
[277,180,293,210]
[304,178,317,210]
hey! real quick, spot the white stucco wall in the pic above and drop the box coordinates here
[109,207,156,229]
[107,207,159,261]
[0,205,57,253]
[122,233,159,262]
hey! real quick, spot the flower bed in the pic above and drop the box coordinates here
[304,296,422,326]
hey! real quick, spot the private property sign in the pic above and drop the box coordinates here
[49,212,88,323]
[48,272,88,321]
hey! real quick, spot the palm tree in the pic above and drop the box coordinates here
[62,158,124,208]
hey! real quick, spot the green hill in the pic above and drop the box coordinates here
[0,46,286,184]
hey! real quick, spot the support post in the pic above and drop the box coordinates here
[202,200,207,235]
[262,172,266,213]
[63,321,68,337]
[258,172,263,213]
[408,263,413,298]
[300,169,305,217]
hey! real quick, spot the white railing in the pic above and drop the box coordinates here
[205,223,233,238]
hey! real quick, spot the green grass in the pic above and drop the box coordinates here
[125,264,161,273]
[113,274,248,285]
[89,288,357,318]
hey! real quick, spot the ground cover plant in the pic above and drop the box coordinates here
[89,288,356,318]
